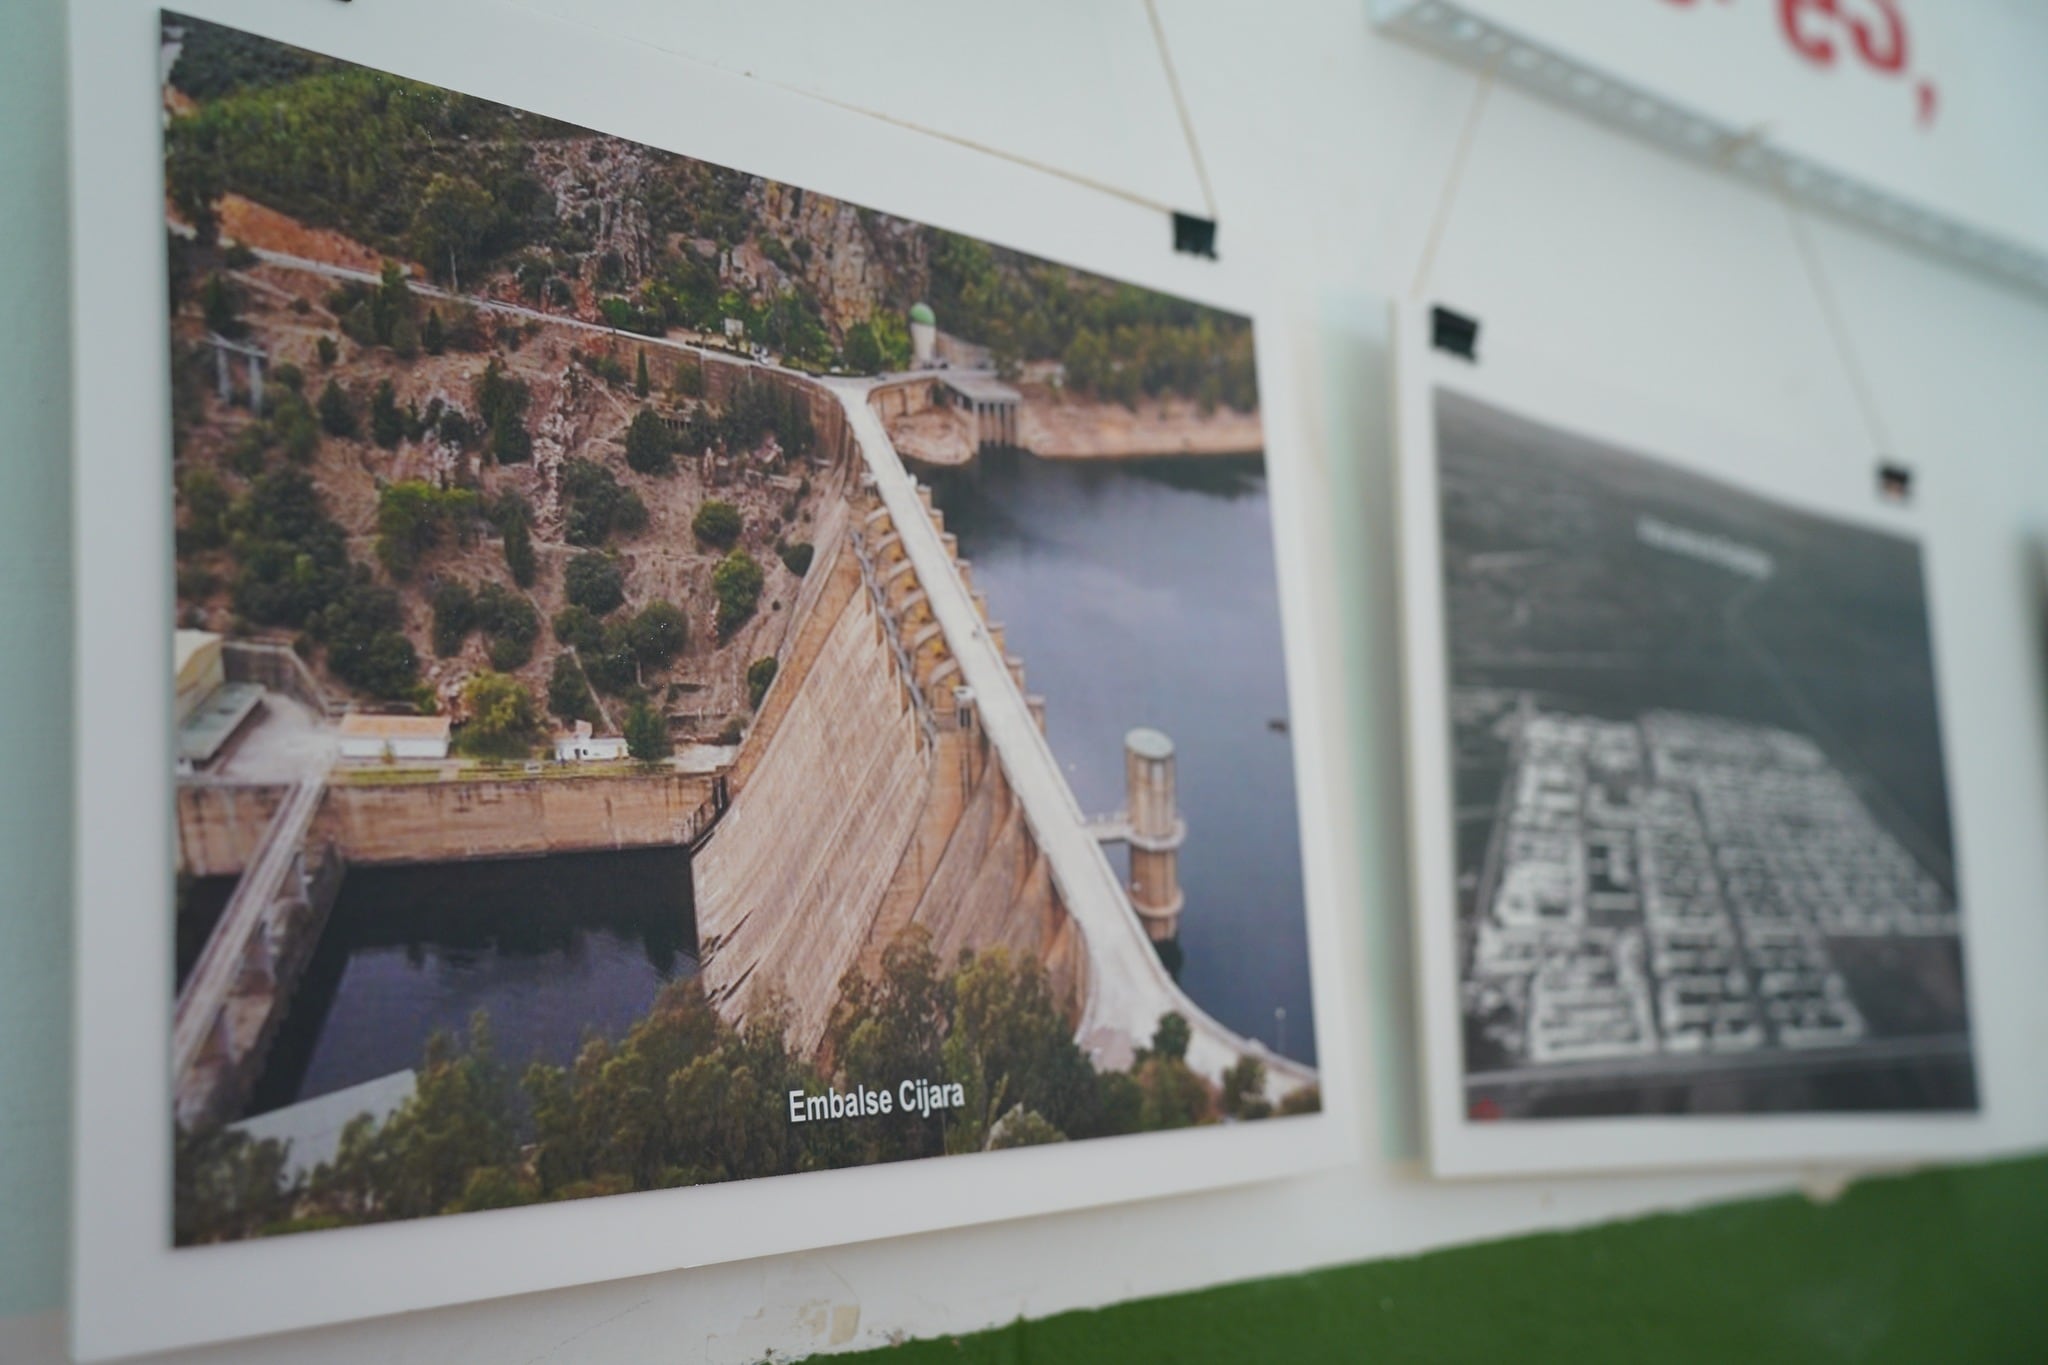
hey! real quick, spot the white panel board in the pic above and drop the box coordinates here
[509,0,1211,217]
[1375,0,2048,297]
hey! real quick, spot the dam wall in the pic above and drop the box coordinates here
[692,486,1081,1056]
[869,377,943,423]
[692,532,937,1052]
[177,782,286,879]
[864,724,1087,1011]
[176,772,721,878]
[316,772,721,866]
[854,500,1086,1010]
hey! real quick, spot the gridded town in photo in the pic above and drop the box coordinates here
[1438,391,1975,1119]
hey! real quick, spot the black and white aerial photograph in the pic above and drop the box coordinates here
[1436,390,1976,1121]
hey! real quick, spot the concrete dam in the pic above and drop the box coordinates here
[692,485,1085,1055]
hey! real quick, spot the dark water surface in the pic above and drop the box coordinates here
[934,451,1317,1066]
[248,847,696,1115]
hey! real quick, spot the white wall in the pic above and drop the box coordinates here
[4,1,2045,1359]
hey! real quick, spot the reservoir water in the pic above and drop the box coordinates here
[247,846,696,1115]
[934,451,1317,1066]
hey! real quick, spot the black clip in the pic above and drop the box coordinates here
[1877,462,1913,503]
[1172,213,1217,260]
[1431,306,1479,361]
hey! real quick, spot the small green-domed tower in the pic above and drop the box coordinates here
[909,301,937,368]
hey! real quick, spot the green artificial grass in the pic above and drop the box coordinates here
[832,1153,2047,1364]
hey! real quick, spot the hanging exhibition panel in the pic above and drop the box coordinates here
[1372,0,2048,299]
[1395,306,1987,1178]
[67,3,1364,1356]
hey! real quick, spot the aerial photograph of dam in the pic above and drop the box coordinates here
[1435,390,1976,1122]
[160,14,1320,1244]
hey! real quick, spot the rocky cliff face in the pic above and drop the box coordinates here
[522,134,929,344]
[532,138,661,281]
[755,180,928,335]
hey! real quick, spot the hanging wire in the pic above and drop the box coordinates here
[1410,61,1498,303]
[1143,0,1218,222]
[1776,183,1898,461]
[514,0,1191,217]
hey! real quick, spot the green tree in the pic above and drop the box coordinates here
[421,308,446,355]
[547,652,596,723]
[562,458,648,546]
[225,468,351,627]
[1277,1085,1321,1116]
[842,321,882,374]
[375,480,478,579]
[224,423,270,478]
[986,1106,1066,1150]
[371,261,412,346]
[178,468,231,550]
[525,980,773,1194]
[1150,1012,1192,1062]
[629,601,689,667]
[447,1165,538,1214]
[437,406,474,448]
[173,1127,297,1246]
[270,388,320,463]
[475,582,540,671]
[409,174,496,288]
[1220,1056,1272,1120]
[316,377,355,437]
[623,700,671,762]
[495,517,532,587]
[552,603,605,653]
[634,349,651,398]
[564,552,625,615]
[312,1013,518,1221]
[162,60,552,290]
[312,580,418,698]
[711,549,764,635]
[580,620,641,696]
[165,16,316,100]
[370,378,404,449]
[316,335,339,368]
[777,540,814,577]
[828,928,949,1162]
[201,273,244,339]
[692,499,742,549]
[164,130,224,248]
[941,946,1100,1151]
[473,359,532,464]
[390,311,421,360]
[491,416,532,465]
[429,578,477,657]
[870,311,913,370]
[1134,1055,1209,1131]
[456,671,541,758]
[623,407,673,474]
[746,656,778,709]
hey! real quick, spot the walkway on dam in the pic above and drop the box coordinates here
[820,378,1313,1094]
[172,760,331,1091]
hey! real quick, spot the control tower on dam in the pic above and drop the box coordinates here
[1087,727,1190,944]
